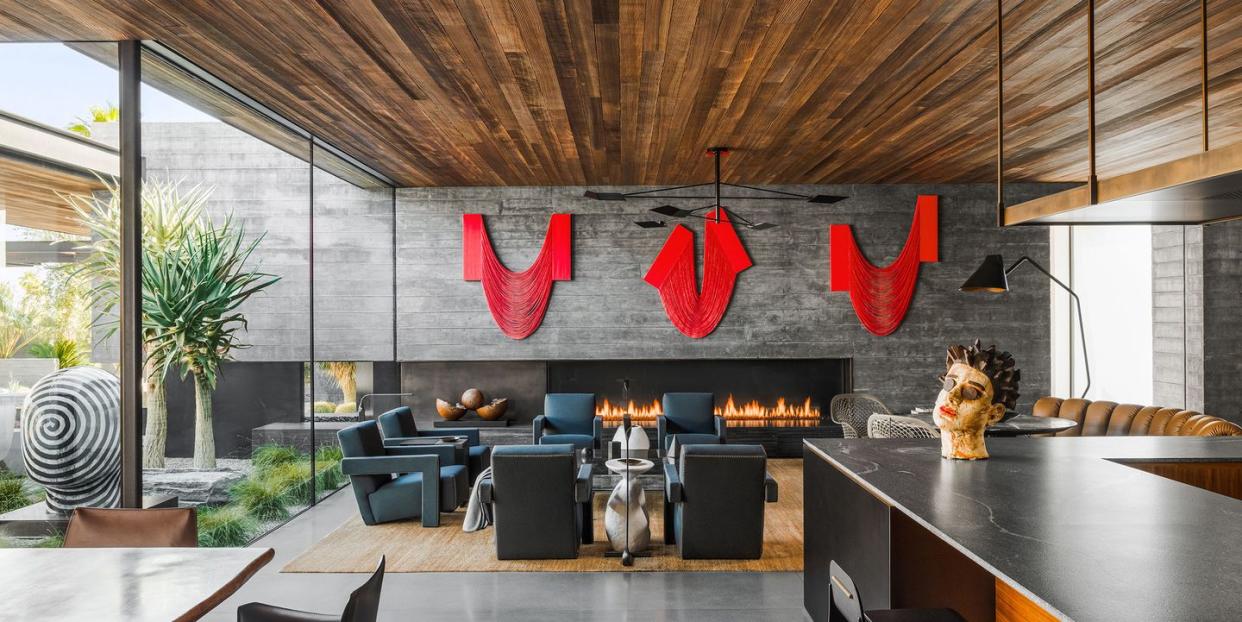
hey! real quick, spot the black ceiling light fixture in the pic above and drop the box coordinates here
[585,147,848,229]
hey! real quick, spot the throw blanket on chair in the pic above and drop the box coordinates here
[463,467,493,532]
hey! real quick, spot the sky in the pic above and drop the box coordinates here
[0,43,219,294]
[0,42,216,129]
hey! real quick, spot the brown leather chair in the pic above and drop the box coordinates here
[63,507,198,547]
[1033,397,1242,437]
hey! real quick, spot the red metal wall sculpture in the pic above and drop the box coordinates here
[463,213,572,339]
[829,195,938,336]
[643,209,753,338]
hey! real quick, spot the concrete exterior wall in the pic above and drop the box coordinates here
[134,122,395,363]
[1152,225,1204,410]
[396,184,1053,415]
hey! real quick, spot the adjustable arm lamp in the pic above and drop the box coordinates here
[960,254,1090,399]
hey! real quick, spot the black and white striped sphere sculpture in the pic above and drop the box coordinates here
[22,366,121,513]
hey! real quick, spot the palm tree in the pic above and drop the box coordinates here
[143,218,279,469]
[66,103,120,138]
[67,177,209,468]
[318,361,357,406]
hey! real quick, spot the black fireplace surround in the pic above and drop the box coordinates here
[401,359,851,456]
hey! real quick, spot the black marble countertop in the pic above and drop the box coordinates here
[804,437,1242,622]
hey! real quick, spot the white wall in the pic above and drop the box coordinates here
[1067,225,1154,404]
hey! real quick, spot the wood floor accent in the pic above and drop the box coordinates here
[3,1,1242,187]
[995,577,1059,622]
[1119,460,1242,502]
[283,459,802,573]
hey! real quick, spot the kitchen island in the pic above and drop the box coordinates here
[803,437,1242,621]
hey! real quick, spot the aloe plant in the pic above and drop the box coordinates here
[67,177,209,468]
[65,103,119,138]
[318,361,357,405]
[143,219,279,469]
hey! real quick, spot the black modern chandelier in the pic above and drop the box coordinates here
[583,147,847,230]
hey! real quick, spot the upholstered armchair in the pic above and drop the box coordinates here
[479,444,594,559]
[532,393,601,451]
[376,406,491,481]
[338,421,470,527]
[657,392,726,451]
[663,444,777,559]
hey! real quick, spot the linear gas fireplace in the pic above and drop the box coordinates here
[400,358,851,456]
[547,359,851,430]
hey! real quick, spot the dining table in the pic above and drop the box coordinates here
[907,410,1079,436]
[0,546,274,621]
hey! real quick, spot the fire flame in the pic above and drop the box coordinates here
[596,395,821,428]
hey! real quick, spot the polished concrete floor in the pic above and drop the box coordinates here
[206,484,809,621]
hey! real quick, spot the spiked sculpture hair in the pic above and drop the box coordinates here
[942,339,1021,412]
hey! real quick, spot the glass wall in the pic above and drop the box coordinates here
[0,42,121,546]
[0,41,392,548]
[1067,225,1155,404]
[136,48,318,545]
[312,145,395,501]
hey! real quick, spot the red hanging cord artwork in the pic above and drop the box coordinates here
[829,195,938,336]
[643,209,753,338]
[463,213,571,339]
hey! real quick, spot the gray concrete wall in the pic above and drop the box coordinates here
[135,122,395,363]
[396,184,1053,415]
[129,122,1055,417]
[1202,222,1242,421]
[1152,225,1204,410]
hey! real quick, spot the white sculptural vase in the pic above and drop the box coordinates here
[603,458,654,553]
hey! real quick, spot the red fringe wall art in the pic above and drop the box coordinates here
[643,209,753,338]
[829,195,938,336]
[463,213,571,339]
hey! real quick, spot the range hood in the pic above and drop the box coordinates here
[1004,141,1242,225]
[996,0,1242,227]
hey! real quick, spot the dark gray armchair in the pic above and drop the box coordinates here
[657,392,726,451]
[338,421,469,527]
[479,444,594,559]
[533,393,601,451]
[376,406,491,481]
[663,444,777,559]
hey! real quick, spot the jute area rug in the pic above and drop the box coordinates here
[284,459,802,573]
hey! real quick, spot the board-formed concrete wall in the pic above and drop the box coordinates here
[396,184,1053,414]
[126,122,1054,415]
[131,122,394,363]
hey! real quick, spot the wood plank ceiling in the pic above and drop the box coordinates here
[1,0,1240,188]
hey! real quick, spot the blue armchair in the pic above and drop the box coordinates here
[658,392,726,451]
[338,421,469,527]
[533,393,601,451]
[377,406,491,481]
[478,444,594,559]
[663,444,777,559]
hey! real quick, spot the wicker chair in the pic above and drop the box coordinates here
[830,393,893,438]
[867,414,939,439]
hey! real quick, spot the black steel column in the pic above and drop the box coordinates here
[118,41,143,508]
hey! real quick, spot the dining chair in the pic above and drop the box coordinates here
[63,507,197,547]
[237,556,385,622]
[866,414,939,439]
[830,393,893,439]
[829,560,964,622]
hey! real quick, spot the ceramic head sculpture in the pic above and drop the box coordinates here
[933,339,1020,460]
